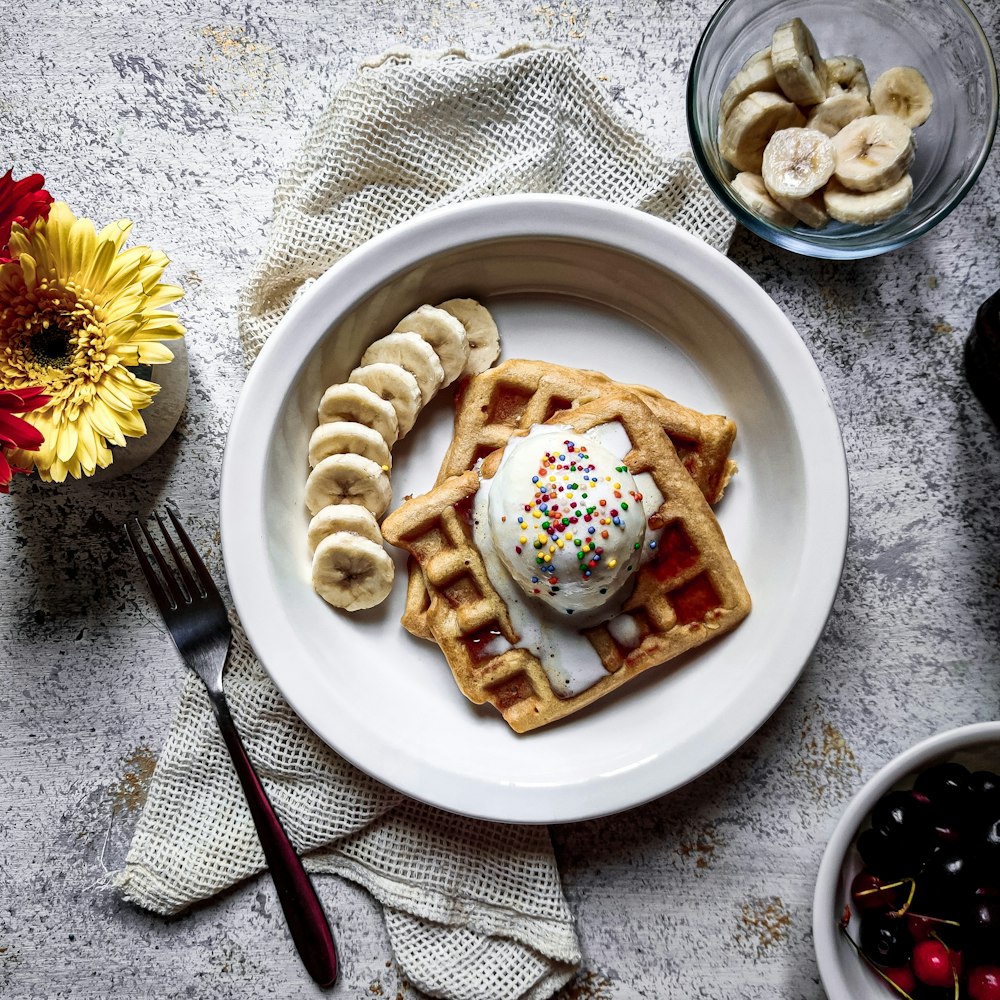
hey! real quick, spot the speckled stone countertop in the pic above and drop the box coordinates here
[2,2,999,998]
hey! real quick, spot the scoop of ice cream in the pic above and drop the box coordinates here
[486,427,646,619]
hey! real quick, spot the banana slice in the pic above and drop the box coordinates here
[825,56,870,99]
[307,503,382,553]
[770,18,828,106]
[393,305,470,387]
[824,174,913,225]
[762,127,835,199]
[831,114,914,193]
[871,66,934,128]
[348,363,423,438]
[360,332,444,407]
[436,298,501,377]
[308,420,391,470]
[720,91,806,174]
[304,453,392,517]
[317,382,399,449]
[773,190,830,229]
[720,46,780,123]
[731,172,796,226]
[312,531,394,612]
[806,91,874,138]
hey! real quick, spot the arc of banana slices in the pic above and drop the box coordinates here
[762,127,835,200]
[824,174,913,225]
[731,172,796,226]
[307,503,382,553]
[720,46,779,123]
[312,531,395,612]
[770,17,828,106]
[318,382,399,449]
[305,297,501,612]
[361,331,444,406]
[871,66,934,129]
[831,114,914,193]
[720,91,806,174]
[305,452,392,518]
[309,420,392,470]
[348,363,423,438]
[436,298,501,377]
[393,305,470,386]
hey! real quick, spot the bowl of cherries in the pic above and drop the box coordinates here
[815,721,1000,1000]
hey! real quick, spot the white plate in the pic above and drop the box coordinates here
[220,195,849,824]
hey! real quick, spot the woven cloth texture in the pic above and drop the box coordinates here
[114,44,735,1000]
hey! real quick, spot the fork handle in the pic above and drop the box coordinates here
[210,692,338,988]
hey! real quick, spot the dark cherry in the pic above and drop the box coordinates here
[967,774,1000,830]
[915,851,975,918]
[965,899,1000,964]
[872,789,936,846]
[980,816,1000,868]
[859,912,913,967]
[971,771,1000,798]
[914,761,973,812]
[857,827,922,879]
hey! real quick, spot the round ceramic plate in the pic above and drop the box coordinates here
[220,195,849,824]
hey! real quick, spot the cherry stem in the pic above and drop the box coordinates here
[887,878,917,918]
[910,911,961,928]
[855,878,911,897]
[837,924,916,1000]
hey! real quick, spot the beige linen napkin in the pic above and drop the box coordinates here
[114,44,735,1000]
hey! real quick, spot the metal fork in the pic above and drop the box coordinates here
[125,509,338,988]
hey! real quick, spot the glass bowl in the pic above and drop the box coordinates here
[687,0,998,258]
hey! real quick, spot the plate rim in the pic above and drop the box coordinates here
[220,193,850,823]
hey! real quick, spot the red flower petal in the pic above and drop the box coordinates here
[0,385,51,413]
[0,168,54,259]
[0,410,45,450]
[0,450,12,494]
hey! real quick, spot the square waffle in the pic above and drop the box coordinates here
[401,359,738,639]
[382,388,751,733]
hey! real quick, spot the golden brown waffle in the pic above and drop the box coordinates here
[382,389,751,733]
[401,359,737,639]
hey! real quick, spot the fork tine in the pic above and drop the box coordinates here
[165,507,217,599]
[154,510,199,602]
[125,519,177,612]
[136,516,188,609]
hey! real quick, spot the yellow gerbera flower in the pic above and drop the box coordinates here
[0,201,184,482]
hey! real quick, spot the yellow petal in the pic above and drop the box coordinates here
[96,218,133,252]
[18,253,37,292]
[135,342,175,364]
[66,216,98,281]
[55,420,79,463]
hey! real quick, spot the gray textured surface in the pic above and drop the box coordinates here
[2,1,999,998]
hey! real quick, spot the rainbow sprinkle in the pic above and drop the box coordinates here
[503,438,636,597]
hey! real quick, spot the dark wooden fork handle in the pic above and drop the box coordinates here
[209,691,338,988]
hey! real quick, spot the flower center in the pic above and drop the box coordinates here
[28,324,74,368]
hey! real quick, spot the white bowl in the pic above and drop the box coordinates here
[814,721,1000,998]
[220,194,849,823]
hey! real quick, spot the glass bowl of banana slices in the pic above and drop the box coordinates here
[687,0,998,258]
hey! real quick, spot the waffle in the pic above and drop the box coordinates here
[401,359,737,639]
[382,388,751,733]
